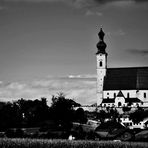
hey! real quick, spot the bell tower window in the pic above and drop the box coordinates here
[100,61,103,67]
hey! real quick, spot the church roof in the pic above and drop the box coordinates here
[104,67,148,90]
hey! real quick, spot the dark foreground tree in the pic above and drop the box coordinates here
[50,93,81,131]
[75,108,87,124]
[129,107,148,124]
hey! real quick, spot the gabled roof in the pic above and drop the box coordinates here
[117,90,125,97]
[104,67,148,90]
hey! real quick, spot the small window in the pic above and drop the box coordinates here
[127,93,130,98]
[107,92,109,95]
[118,102,122,107]
[144,93,146,98]
[100,61,103,67]
[114,93,116,98]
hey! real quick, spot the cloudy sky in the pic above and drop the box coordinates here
[0,0,148,105]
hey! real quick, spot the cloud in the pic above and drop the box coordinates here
[0,75,97,106]
[68,74,96,79]
[107,29,126,36]
[126,49,148,56]
[85,10,103,16]
[2,0,148,8]
[0,6,7,10]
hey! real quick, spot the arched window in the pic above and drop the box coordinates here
[144,93,146,98]
[127,93,130,98]
[100,61,103,67]
[118,102,122,107]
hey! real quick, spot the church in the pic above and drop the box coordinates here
[96,28,148,108]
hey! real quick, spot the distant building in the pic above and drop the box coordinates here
[120,117,148,129]
[96,28,148,107]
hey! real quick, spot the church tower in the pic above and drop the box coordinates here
[96,28,107,105]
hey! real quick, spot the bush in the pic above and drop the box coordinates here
[5,129,24,138]
[0,138,148,148]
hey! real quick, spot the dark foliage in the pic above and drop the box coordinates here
[0,93,84,138]
[129,107,148,124]
[122,106,131,112]
[74,108,87,124]
[50,93,82,131]
[96,107,119,123]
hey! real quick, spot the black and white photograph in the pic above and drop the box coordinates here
[0,0,148,147]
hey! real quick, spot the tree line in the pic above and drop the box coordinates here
[0,93,87,131]
[0,93,148,132]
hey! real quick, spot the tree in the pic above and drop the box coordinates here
[129,107,147,124]
[96,107,119,123]
[50,93,79,130]
[0,101,22,129]
[122,106,131,113]
[75,108,87,124]
[13,98,50,127]
[97,109,108,123]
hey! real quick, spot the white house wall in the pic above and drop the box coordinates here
[137,90,148,102]
[103,90,137,99]
[102,90,148,107]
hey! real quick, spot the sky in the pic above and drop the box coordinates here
[0,0,148,105]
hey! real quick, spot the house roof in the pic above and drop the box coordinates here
[104,67,148,90]
[102,97,142,104]
[102,99,115,103]
[125,98,142,103]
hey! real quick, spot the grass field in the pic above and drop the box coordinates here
[0,138,148,148]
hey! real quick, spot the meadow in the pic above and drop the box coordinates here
[0,138,148,148]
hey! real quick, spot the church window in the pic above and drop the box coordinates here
[144,93,146,98]
[127,93,130,98]
[118,102,122,107]
[100,61,103,67]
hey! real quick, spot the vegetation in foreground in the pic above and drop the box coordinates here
[0,138,148,148]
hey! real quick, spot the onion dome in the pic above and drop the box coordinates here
[96,28,107,54]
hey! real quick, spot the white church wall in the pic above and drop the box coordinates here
[103,90,137,99]
[102,90,148,107]
[137,90,148,102]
